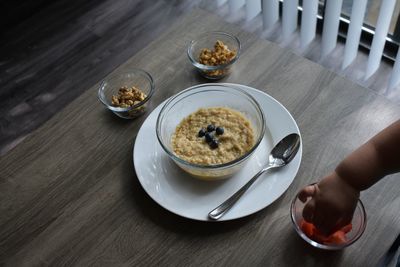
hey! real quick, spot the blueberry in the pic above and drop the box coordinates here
[207,124,215,132]
[210,139,219,149]
[205,132,213,142]
[216,126,224,135]
[198,128,206,137]
[205,132,213,143]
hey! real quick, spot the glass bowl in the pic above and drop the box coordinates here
[156,84,265,180]
[98,69,154,119]
[187,31,241,80]
[290,187,367,250]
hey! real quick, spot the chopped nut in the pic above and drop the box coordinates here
[111,96,119,105]
[110,86,147,109]
[198,40,237,77]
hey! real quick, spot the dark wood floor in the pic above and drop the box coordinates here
[0,0,201,155]
[1,0,399,156]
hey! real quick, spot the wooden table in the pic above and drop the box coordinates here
[1,9,400,266]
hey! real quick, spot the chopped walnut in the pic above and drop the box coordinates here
[199,40,236,66]
[198,40,236,77]
[111,86,146,108]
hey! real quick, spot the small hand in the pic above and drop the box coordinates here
[298,172,360,235]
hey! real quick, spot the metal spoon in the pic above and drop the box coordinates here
[208,133,301,220]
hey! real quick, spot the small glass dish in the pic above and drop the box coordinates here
[187,31,241,80]
[98,69,154,119]
[290,187,367,250]
[156,84,265,180]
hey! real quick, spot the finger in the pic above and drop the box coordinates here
[312,208,325,233]
[318,217,338,235]
[298,185,316,203]
[302,199,316,223]
[335,213,353,230]
[313,209,342,235]
[327,218,346,234]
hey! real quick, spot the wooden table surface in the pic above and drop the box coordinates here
[1,9,400,266]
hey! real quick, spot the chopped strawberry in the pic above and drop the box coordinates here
[325,231,347,245]
[299,219,351,245]
[341,224,353,234]
[300,220,315,237]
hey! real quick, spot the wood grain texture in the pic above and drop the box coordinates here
[0,0,199,155]
[1,8,400,267]
[2,0,400,159]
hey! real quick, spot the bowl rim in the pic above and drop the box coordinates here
[97,69,155,112]
[187,31,241,71]
[290,186,367,250]
[156,83,266,170]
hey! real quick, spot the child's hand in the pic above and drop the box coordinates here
[298,172,360,235]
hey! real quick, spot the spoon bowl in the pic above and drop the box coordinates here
[208,133,301,220]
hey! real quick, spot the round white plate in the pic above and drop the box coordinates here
[133,83,302,221]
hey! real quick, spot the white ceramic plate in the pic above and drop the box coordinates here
[133,83,302,221]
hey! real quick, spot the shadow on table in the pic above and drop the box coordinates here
[277,228,345,266]
[128,174,252,234]
[189,68,232,84]
[99,105,154,131]
[123,151,288,236]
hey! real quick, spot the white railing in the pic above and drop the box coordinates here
[300,0,318,49]
[219,0,400,90]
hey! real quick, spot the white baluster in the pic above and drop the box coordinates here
[300,0,319,49]
[321,0,343,58]
[229,0,246,14]
[246,0,262,21]
[282,0,299,40]
[342,0,368,69]
[388,48,400,89]
[262,0,279,29]
[365,0,396,79]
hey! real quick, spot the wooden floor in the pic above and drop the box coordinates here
[1,0,399,156]
[0,0,200,155]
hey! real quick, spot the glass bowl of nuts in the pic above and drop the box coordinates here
[98,69,154,119]
[187,31,241,80]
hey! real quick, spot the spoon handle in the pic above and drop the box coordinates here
[208,165,276,220]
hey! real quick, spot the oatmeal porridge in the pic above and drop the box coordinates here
[171,107,254,165]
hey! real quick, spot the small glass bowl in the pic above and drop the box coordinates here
[156,84,265,180]
[187,31,241,80]
[98,69,154,119]
[290,187,367,250]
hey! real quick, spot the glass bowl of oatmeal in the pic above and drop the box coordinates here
[156,84,265,180]
[187,31,241,80]
[98,69,154,119]
[290,186,367,250]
